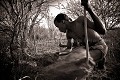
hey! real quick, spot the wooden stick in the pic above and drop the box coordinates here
[84,7,89,63]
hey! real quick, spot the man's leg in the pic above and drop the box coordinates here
[90,50,105,70]
[95,57,105,70]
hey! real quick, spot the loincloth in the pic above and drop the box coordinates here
[89,39,108,58]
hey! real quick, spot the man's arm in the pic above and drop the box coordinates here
[59,38,72,49]
[81,0,106,35]
[66,39,72,49]
[59,43,67,47]
[58,38,72,56]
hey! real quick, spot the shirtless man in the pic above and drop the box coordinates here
[54,0,108,69]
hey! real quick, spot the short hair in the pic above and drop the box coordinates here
[54,13,69,23]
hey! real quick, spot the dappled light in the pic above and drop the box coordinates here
[0,0,120,80]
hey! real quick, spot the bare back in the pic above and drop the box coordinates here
[67,16,102,44]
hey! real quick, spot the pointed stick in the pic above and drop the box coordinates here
[84,7,89,63]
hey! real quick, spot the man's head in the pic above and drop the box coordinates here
[54,13,72,33]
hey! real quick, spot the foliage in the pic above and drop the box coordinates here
[91,0,120,29]
[0,0,120,80]
[65,0,84,19]
[0,0,55,79]
[65,0,120,29]
[104,29,120,80]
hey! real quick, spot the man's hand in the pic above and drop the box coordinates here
[59,43,67,47]
[81,0,88,6]
[59,48,72,56]
[81,0,90,10]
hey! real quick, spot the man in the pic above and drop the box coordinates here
[54,0,108,70]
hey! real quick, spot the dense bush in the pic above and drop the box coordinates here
[1,28,120,80]
[104,29,120,80]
